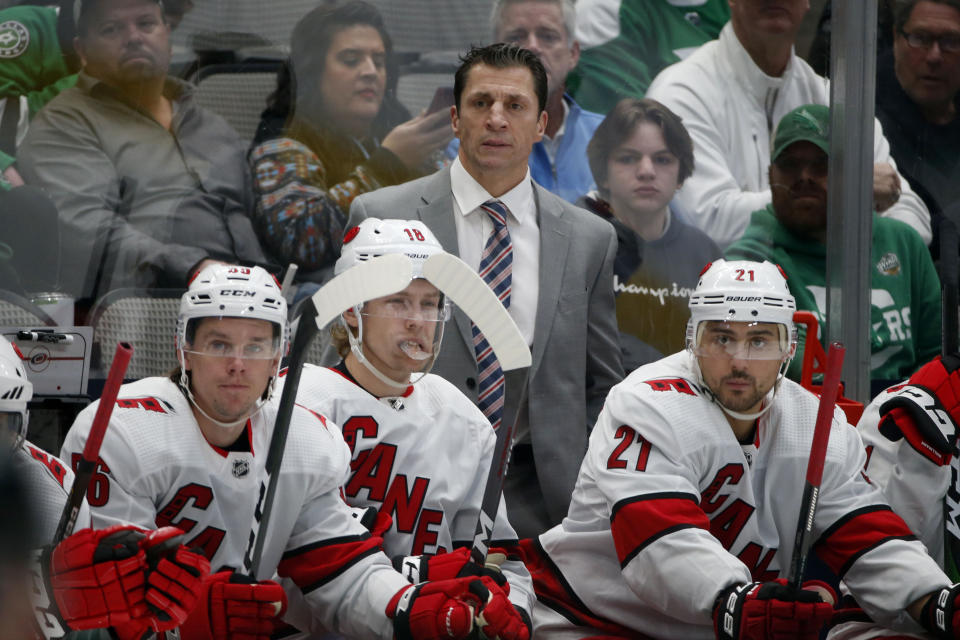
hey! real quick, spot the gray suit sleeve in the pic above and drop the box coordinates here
[584,221,625,428]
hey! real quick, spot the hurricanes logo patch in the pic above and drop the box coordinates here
[232,458,250,478]
[0,21,29,59]
[876,252,901,276]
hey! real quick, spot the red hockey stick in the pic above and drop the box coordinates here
[787,341,845,590]
[53,341,133,543]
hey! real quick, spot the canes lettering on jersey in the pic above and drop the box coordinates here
[343,416,444,554]
[156,483,226,559]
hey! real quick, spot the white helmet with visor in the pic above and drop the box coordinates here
[687,259,797,419]
[176,264,288,428]
[335,218,449,390]
[0,337,31,450]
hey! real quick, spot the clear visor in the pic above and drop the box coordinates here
[182,337,281,361]
[359,297,452,324]
[693,321,790,361]
[0,412,24,446]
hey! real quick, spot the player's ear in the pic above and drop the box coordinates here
[343,307,360,329]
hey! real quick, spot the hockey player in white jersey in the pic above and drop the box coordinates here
[825,352,960,639]
[520,258,960,639]
[286,218,534,636]
[61,263,525,640]
[0,334,208,640]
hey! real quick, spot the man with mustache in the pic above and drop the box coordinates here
[726,104,940,390]
[518,257,960,639]
[17,0,270,304]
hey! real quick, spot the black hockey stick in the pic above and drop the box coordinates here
[242,254,413,577]
[421,253,532,565]
[54,341,133,543]
[787,342,845,590]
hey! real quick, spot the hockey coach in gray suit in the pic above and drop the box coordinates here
[345,43,623,536]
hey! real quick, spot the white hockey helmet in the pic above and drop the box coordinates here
[176,264,288,428]
[335,218,444,278]
[335,218,448,391]
[0,337,31,450]
[177,264,289,355]
[686,259,797,357]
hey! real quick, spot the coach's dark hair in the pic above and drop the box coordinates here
[893,0,960,32]
[587,98,695,200]
[454,43,548,114]
[265,1,397,130]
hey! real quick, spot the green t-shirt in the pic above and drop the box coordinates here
[568,0,729,114]
[725,204,941,384]
[0,5,77,179]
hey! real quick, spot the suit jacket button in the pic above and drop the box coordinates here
[466,377,476,389]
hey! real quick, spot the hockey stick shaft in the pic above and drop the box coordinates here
[243,254,413,577]
[54,341,133,543]
[243,300,318,578]
[787,341,845,589]
[470,372,529,565]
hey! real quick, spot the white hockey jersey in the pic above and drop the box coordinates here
[15,440,90,544]
[286,364,534,614]
[529,352,947,638]
[825,383,956,640]
[60,376,410,640]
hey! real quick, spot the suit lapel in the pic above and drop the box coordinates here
[531,185,570,376]
[416,169,476,353]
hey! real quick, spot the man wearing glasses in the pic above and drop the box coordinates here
[877,0,960,260]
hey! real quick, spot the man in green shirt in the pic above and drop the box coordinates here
[726,104,941,388]
[566,0,729,114]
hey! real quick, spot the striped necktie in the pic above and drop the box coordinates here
[471,199,513,430]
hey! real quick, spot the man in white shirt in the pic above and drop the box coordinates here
[647,0,932,249]
[346,43,623,537]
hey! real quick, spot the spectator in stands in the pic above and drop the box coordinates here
[647,0,932,250]
[726,104,940,387]
[447,0,602,203]
[17,0,268,307]
[345,43,623,537]
[567,0,730,114]
[876,0,960,261]
[249,1,452,283]
[581,97,719,372]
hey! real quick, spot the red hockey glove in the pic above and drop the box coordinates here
[393,547,508,587]
[179,570,288,640]
[878,353,960,465]
[141,526,210,630]
[39,525,152,634]
[387,576,527,640]
[920,582,960,639]
[713,579,834,640]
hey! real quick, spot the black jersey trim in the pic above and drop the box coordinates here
[610,491,699,521]
[281,532,371,560]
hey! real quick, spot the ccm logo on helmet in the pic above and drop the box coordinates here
[725,296,762,302]
[219,289,257,297]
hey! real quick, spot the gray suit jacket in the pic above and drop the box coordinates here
[347,167,624,524]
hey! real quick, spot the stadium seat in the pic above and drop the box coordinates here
[193,62,283,144]
[0,289,56,327]
[88,289,182,379]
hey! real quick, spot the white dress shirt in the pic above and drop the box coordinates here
[450,157,539,347]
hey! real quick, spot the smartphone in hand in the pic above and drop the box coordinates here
[426,87,456,114]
